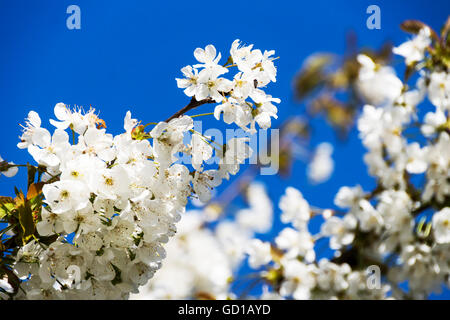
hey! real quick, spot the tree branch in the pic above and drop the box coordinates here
[165,97,215,122]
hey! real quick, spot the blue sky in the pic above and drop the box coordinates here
[0,0,449,299]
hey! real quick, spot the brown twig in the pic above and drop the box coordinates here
[165,97,215,122]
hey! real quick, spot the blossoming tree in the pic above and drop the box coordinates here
[2,16,450,301]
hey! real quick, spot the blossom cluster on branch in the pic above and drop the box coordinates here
[176,40,280,133]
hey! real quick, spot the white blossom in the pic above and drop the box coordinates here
[356,54,403,106]
[246,239,272,269]
[432,208,450,244]
[321,215,356,250]
[393,27,431,65]
[279,187,311,230]
[428,71,450,110]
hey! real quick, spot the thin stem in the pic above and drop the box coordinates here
[189,112,215,119]
[7,164,31,168]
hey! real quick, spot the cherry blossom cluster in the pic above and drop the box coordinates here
[0,40,280,300]
[176,40,280,133]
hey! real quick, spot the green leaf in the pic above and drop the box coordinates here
[14,187,22,199]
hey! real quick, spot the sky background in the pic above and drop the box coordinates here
[0,0,449,299]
